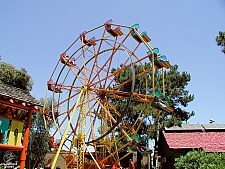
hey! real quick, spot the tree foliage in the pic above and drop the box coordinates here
[0,61,33,91]
[216,31,225,54]
[111,63,194,139]
[26,97,54,168]
[159,65,194,129]
[26,112,49,168]
[110,63,194,169]
[175,149,225,169]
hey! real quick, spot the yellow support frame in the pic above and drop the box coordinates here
[77,89,87,169]
[51,86,87,169]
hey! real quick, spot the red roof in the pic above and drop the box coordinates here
[163,131,225,152]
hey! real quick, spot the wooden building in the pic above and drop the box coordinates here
[158,123,225,169]
[0,83,42,169]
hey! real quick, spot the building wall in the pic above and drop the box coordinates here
[45,151,150,169]
[45,151,67,169]
[133,152,150,168]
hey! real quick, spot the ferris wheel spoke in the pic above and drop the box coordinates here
[88,54,99,84]
[96,29,107,54]
[87,91,132,142]
[87,30,109,84]
[102,45,118,88]
[107,101,136,133]
[88,57,133,89]
[112,67,152,90]
[87,98,103,144]
[52,106,75,137]
[88,39,127,86]
[102,39,115,48]
[69,67,87,86]
[88,52,114,86]
[52,89,81,108]
[81,47,88,85]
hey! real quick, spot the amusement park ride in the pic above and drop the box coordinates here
[44,19,173,169]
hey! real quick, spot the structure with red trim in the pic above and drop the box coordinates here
[157,123,225,169]
[0,83,42,169]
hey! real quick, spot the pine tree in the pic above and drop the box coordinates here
[216,31,225,54]
[26,97,54,169]
[111,63,194,169]
[111,63,194,138]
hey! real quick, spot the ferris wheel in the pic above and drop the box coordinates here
[44,19,173,169]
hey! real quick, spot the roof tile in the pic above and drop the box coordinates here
[0,83,42,106]
[163,131,225,152]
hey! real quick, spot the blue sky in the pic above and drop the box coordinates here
[1,1,225,124]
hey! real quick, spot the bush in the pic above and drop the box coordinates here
[175,149,225,169]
